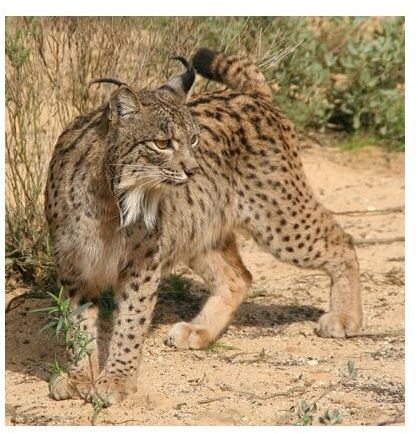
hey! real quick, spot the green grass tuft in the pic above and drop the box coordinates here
[205,340,239,352]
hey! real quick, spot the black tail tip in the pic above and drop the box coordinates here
[192,47,219,79]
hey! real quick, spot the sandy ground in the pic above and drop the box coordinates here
[5,142,405,426]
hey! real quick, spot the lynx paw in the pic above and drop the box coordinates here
[88,373,136,407]
[316,312,362,338]
[49,372,91,401]
[165,322,212,349]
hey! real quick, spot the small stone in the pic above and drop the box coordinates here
[307,359,318,366]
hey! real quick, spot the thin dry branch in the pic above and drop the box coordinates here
[354,236,404,246]
[198,396,229,405]
[331,206,404,216]
[387,256,404,262]
[101,418,142,425]
[219,382,311,401]
[346,329,404,340]
[376,411,405,426]
[5,291,48,314]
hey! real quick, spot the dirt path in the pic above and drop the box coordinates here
[5,143,405,426]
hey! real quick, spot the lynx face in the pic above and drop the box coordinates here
[104,67,200,229]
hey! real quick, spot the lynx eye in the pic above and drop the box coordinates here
[190,135,199,148]
[155,140,171,150]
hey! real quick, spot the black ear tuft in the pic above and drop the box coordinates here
[172,56,195,94]
[158,56,196,103]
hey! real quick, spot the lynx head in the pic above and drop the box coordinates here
[102,58,200,230]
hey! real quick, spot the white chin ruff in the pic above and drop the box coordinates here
[118,186,162,231]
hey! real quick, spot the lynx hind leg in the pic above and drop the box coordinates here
[241,190,362,338]
[282,213,362,337]
[166,234,252,350]
[49,288,100,401]
[314,229,363,337]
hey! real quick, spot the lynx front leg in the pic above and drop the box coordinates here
[88,250,161,406]
[166,234,252,350]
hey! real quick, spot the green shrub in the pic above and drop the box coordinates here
[268,17,404,149]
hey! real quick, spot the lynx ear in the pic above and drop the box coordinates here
[158,56,195,103]
[108,85,142,122]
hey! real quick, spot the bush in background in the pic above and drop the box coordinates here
[264,17,404,149]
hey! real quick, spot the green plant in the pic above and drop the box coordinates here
[48,354,66,379]
[337,132,379,151]
[162,274,191,301]
[205,340,238,352]
[295,400,318,425]
[247,289,269,298]
[319,408,343,425]
[33,288,112,423]
[270,17,332,129]
[33,287,94,364]
[329,18,404,143]
[5,17,37,68]
[269,17,404,149]
[347,359,358,380]
[90,397,108,426]
[292,401,343,426]
[290,361,357,425]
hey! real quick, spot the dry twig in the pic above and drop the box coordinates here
[198,396,229,405]
[376,412,405,426]
[354,236,404,246]
[331,206,404,216]
[5,291,48,314]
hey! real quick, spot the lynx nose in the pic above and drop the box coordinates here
[183,160,199,177]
